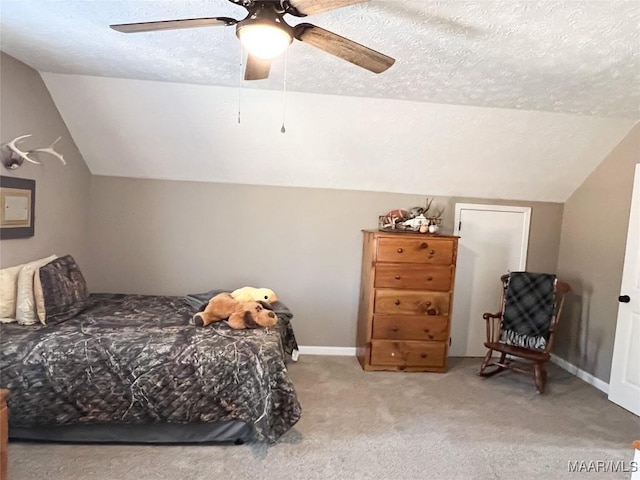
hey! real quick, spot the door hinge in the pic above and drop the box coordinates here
[449,337,452,346]
[458,221,462,231]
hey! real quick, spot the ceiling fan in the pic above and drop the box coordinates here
[110,0,395,81]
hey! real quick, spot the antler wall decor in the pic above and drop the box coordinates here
[0,135,66,170]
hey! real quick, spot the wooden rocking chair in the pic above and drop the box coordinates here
[478,272,570,394]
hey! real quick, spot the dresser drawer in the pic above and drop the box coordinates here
[372,314,449,341]
[374,264,453,291]
[370,340,446,367]
[376,237,454,264]
[374,290,450,316]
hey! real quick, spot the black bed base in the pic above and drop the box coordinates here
[10,420,254,444]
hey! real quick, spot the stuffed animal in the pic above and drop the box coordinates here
[193,292,277,329]
[231,286,278,303]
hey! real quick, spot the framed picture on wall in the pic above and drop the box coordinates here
[0,176,35,239]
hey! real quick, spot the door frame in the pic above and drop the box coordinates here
[608,163,640,415]
[451,203,532,356]
[453,203,531,270]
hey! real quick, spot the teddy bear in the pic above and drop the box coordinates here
[193,292,277,329]
[231,286,278,303]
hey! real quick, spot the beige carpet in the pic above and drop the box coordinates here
[8,356,640,480]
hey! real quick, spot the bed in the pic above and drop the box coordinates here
[0,292,301,444]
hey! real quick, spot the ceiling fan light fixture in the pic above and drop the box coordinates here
[112,0,396,80]
[237,23,292,59]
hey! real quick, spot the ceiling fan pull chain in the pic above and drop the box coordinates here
[238,45,244,124]
[281,50,287,134]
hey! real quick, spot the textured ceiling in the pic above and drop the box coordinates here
[1,0,639,118]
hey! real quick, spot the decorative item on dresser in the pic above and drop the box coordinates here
[356,230,458,372]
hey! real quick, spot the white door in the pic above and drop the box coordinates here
[609,164,640,416]
[450,204,531,357]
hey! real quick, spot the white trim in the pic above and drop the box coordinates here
[298,346,357,356]
[551,354,609,394]
[296,348,610,394]
[453,203,531,270]
[608,163,640,416]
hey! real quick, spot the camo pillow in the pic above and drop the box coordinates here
[37,255,89,325]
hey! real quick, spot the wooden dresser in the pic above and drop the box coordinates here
[356,230,458,372]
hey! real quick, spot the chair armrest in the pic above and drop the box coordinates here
[482,312,503,342]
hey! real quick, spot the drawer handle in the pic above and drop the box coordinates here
[391,352,396,356]
[391,326,399,332]
[426,276,433,281]
[397,248,403,253]
[429,249,435,254]
[421,353,428,358]
[394,299,401,306]
[395,275,401,280]
[426,301,432,307]
[420,242,428,249]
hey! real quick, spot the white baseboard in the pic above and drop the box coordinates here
[296,348,608,393]
[551,354,609,394]
[298,346,357,356]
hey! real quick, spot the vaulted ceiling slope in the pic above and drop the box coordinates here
[1,0,639,118]
[42,73,636,203]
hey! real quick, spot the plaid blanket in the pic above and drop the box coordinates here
[501,272,557,349]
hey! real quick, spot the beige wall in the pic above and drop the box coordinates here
[2,50,634,374]
[0,53,91,268]
[555,123,639,382]
[0,52,565,349]
[86,176,563,347]
[437,196,564,274]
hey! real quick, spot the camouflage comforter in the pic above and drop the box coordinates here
[0,293,301,442]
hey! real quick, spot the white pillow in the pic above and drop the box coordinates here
[15,255,57,325]
[0,264,24,322]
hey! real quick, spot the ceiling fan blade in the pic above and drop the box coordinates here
[294,23,395,74]
[110,17,237,33]
[244,54,271,81]
[288,0,369,16]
